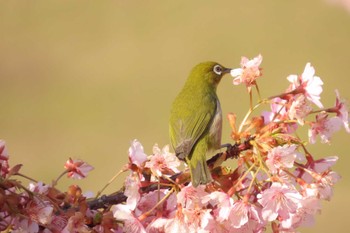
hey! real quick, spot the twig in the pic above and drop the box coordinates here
[87,189,127,210]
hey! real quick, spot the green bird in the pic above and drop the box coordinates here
[169,61,231,187]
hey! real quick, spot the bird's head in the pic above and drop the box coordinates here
[189,61,231,89]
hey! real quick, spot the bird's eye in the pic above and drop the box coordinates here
[213,65,222,75]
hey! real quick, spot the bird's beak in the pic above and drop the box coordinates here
[222,67,232,75]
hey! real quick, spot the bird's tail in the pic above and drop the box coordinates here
[189,157,213,187]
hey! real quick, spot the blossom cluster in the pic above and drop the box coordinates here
[0,151,98,232]
[0,55,348,232]
[113,56,348,232]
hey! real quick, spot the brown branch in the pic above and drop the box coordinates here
[207,136,255,169]
[87,189,127,210]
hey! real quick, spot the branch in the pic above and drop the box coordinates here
[207,136,254,169]
[87,189,126,210]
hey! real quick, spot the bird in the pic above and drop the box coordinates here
[169,61,231,187]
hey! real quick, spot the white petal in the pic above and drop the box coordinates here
[230,68,243,77]
[287,74,298,84]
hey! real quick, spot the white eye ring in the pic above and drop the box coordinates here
[213,65,222,75]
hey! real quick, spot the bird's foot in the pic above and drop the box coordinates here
[220,143,232,151]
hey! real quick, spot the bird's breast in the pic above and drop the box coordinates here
[208,99,222,150]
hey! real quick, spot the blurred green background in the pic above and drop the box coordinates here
[0,0,349,232]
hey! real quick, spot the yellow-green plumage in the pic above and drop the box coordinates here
[169,62,231,187]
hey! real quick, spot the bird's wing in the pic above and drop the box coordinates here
[169,98,216,160]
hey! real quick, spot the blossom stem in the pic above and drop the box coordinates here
[95,165,129,198]
[52,171,68,187]
[255,149,272,180]
[253,141,272,180]
[250,90,253,111]
[232,162,256,191]
[6,182,35,198]
[310,107,334,114]
[261,163,272,178]
[294,165,322,180]
[300,144,314,162]
[15,172,38,183]
[281,168,299,180]
[267,87,302,100]
[293,163,322,181]
[157,180,161,211]
[161,174,178,186]
[270,102,287,123]
[247,166,261,193]
[255,83,262,102]
[238,102,263,133]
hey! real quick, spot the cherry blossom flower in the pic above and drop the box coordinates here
[28,181,50,194]
[124,173,141,210]
[288,94,312,125]
[173,185,220,232]
[47,215,67,232]
[329,89,350,133]
[182,207,215,232]
[311,156,339,172]
[145,144,180,177]
[314,171,340,201]
[229,200,262,229]
[129,139,148,167]
[164,208,190,233]
[62,212,90,233]
[135,190,176,226]
[308,112,342,144]
[262,97,288,124]
[201,191,233,222]
[145,192,177,232]
[262,98,298,133]
[64,158,94,179]
[111,204,146,233]
[12,219,39,233]
[296,156,338,184]
[112,204,134,221]
[313,157,338,176]
[108,171,147,232]
[146,218,168,233]
[0,140,9,177]
[111,173,148,231]
[27,199,53,225]
[177,184,208,209]
[230,218,265,233]
[287,63,324,108]
[266,144,302,174]
[258,182,303,222]
[231,54,263,91]
[280,197,321,229]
